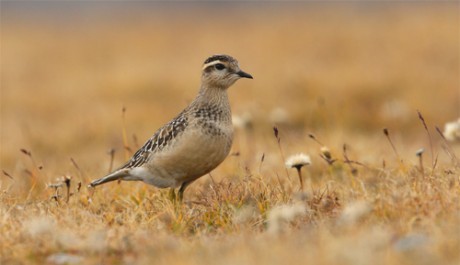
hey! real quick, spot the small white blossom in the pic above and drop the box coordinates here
[269,107,289,124]
[415,148,425,157]
[232,112,253,129]
[338,201,372,226]
[232,205,258,225]
[285,153,311,169]
[23,216,56,237]
[380,100,410,121]
[443,118,460,142]
[267,203,306,235]
[47,253,84,265]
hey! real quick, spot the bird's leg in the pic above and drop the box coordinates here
[178,180,194,202]
[168,188,176,202]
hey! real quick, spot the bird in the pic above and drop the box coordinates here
[89,54,253,201]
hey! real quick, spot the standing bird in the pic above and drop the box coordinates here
[89,55,253,201]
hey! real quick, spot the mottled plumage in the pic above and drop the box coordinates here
[89,54,252,200]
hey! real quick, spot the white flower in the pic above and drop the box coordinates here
[47,253,84,265]
[85,229,107,252]
[338,201,372,226]
[267,203,306,235]
[232,205,258,225]
[23,216,56,237]
[443,119,460,142]
[232,112,253,129]
[285,153,311,169]
[415,148,425,157]
[269,107,289,124]
[380,100,410,121]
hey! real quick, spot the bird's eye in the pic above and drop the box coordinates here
[215,63,225,70]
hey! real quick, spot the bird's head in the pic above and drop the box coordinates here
[201,54,253,89]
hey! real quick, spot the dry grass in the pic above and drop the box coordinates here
[1,3,459,265]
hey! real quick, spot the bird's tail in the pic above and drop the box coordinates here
[88,169,130,187]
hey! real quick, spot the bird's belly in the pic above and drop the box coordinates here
[145,127,232,187]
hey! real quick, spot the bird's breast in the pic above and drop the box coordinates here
[145,119,233,185]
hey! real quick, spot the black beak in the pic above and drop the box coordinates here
[237,70,253,79]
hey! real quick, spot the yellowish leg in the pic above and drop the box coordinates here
[178,180,194,203]
[168,188,176,202]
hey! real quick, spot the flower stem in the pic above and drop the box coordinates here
[295,166,304,191]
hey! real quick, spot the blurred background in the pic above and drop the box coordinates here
[1,2,459,178]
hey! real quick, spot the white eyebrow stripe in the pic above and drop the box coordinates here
[202,60,224,70]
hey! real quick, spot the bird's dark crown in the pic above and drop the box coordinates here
[204,55,236,64]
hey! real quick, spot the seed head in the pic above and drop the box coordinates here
[47,183,63,189]
[443,118,460,142]
[232,112,253,129]
[273,126,279,140]
[415,148,425,157]
[269,107,289,124]
[24,216,56,237]
[63,175,71,187]
[320,146,332,160]
[383,128,389,136]
[285,153,311,169]
[267,203,306,235]
[338,201,372,226]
